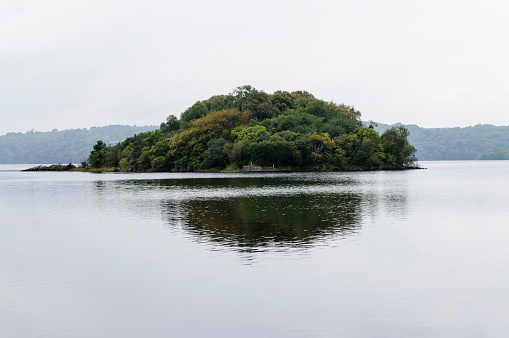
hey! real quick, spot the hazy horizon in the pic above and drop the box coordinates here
[0,123,159,136]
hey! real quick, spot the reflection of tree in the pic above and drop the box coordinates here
[161,193,363,251]
[90,173,408,252]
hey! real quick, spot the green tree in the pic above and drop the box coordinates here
[88,140,108,168]
[137,148,152,171]
[203,94,235,112]
[381,126,417,168]
[150,138,171,158]
[181,101,209,123]
[160,115,180,134]
[352,127,384,168]
[151,156,172,171]
[227,140,251,166]
[232,85,277,120]
[271,90,297,112]
[231,125,270,143]
[202,139,230,169]
[250,139,300,167]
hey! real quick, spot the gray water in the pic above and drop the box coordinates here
[1,161,509,337]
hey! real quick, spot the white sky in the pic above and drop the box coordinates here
[2,0,509,135]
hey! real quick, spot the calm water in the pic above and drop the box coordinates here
[1,161,509,337]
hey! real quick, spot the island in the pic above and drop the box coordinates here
[78,86,418,172]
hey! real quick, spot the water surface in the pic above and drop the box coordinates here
[1,162,509,337]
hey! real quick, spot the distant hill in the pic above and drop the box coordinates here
[370,122,509,160]
[0,125,158,164]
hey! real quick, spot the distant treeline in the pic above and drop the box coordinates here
[84,86,417,172]
[372,123,509,160]
[0,125,157,164]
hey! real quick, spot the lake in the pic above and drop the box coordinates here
[1,161,509,337]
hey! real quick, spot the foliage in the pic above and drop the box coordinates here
[181,101,209,123]
[89,140,108,168]
[381,126,416,167]
[85,86,417,171]
[168,108,250,170]
[159,115,180,135]
[202,139,229,169]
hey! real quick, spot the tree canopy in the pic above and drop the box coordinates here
[87,86,417,171]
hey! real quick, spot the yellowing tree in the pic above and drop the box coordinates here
[168,108,250,169]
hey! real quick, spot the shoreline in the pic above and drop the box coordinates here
[21,164,425,173]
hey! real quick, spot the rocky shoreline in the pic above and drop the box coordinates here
[22,164,75,172]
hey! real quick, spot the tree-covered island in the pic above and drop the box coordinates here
[84,86,418,172]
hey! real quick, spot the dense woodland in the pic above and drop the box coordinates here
[373,123,509,160]
[84,86,417,171]
[0,125,157,164]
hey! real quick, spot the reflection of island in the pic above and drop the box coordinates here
[161,192,364,251]
[90,173,408,253]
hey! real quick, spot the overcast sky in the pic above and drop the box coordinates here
[2,0,509,135]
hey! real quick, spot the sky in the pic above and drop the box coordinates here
[2,0,509,136]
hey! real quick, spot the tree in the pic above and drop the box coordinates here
[203,95,235,112]
[231,125,270,143]
[305,99,328,117]
[137,148,152,171]
[250,139,300,167]
[169,108,250,170]
[335,133,359,167]
[227,140,251,166]
[354,138,382,168]
[381,126,417,168]
[332,127,385,169]
[88,140,108,168]
[151,156,172,171]
[231,85,277,120]
[271,90,297,113]
[308,133,335,165]
[181,101,209,123]
[202,139,230,169]
[160,115,180,134]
